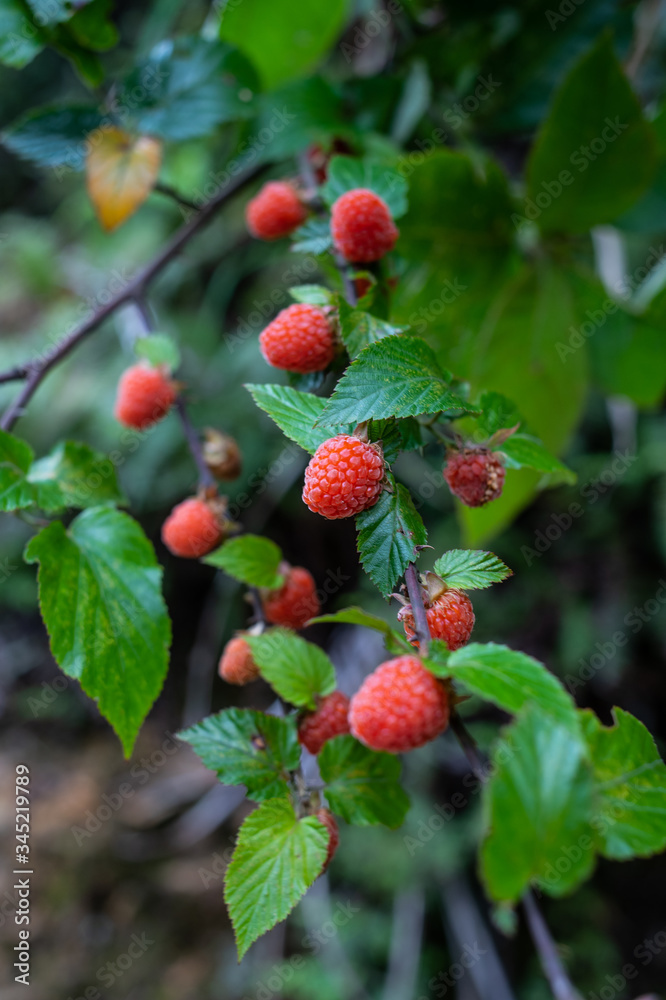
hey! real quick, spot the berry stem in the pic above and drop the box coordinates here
[297,151,358,307]
[522,891,584,1000]
[174,397,216,490]
[404,563,430,654]
[0,160,266,431]
[133,297,216,491]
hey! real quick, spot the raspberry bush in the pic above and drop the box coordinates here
[3,7,666,997]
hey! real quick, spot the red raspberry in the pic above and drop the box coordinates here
[298,691,351,755]
[302,435,384,519]
[444,448,506,507]
[316,808,339,872]
[349,655,450,753]
[399,588,474,650]
[262,565,320,630]
[245,181,307,240]
[114,363,176,430]
[259,304,336,374]
[218,636,260,685]
[331,188,399,263]
[161,497,225,558]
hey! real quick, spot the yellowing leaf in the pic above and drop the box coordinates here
[86,128,161,231]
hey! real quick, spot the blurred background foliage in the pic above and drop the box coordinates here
[1,0,666,997]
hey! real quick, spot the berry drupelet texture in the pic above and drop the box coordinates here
[302,434,384,519]
[259,304,336,374]
[349,655,450,753]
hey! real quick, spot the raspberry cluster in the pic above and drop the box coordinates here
[246,181,306,240]
[444,448,506,507]
[114,363,176,430]
[262,565,320,631]
[259,304,336,374]
[349,656,450,753]
[302,434,384,519]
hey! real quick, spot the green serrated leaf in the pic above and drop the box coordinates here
[245,629,336,709]
[135,334,180,372]
[432,550,512,590]
[337,297,407,360]
[321,156,408,219]
[2,104,105,170]
[426,642,578,731]
[204,534,284,589]
[0,0,46,68]
[475,391,522,437]
[318,336,478,426]
[356,475,427,598]
[225,799,328,960]
[218,0,349,90]
[498,434,576,484]
[27,441,126,509]
[291,216,333,255]
[0,430,65,512]
[178,708,300,802]
[370,417,421,466]
[526,33,656,233]
[481,709,595,902]
[120,37,259,142]
[289,284,334,306]
[310,607,412,655]
[24,507,171,757]
[581,707,666,860]
[246,383,347,454]
[319,735,409,827]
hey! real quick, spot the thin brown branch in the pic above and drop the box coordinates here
[522,891,583,1000]
[0,160,265,432]
[174,397,216,491]
[404,562,430,654]
[153,181,201,213]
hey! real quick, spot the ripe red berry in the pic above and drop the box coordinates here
[245,181,307,240]
[399,588,474,650]
[444,448,506,507]
[114,363,176,430]
[302,434,384,519]
[259,304,337,374]
[316,808,339,872]
[218,636,260,685]
[262,565,320,630]
[349,655,450,753]
[298,691,351,755]
[331,188,399,263]
[161,497,226,558]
